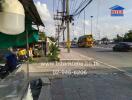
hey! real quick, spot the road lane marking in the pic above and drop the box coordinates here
[93,46,112,49]
[94,59,132,78]
[69,49,132,78]
[75,51,131,76]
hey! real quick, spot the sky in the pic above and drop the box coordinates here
[33,0,132,40]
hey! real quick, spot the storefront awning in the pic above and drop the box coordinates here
[0,30,39,48]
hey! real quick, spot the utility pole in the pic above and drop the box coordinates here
[63,29,65,45]
[54,11,62,47]
[54,0,72,50]
[56,25,60,47]
[58,25,60,47]
[66,0,70,53]
[90,16,93,35]
[60,26,66,47]
[62,0,66,47]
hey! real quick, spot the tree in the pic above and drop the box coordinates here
[101,37,109,43]
[101,37,109,41]
[114,34,123,42]
[47,43,60,61]
[123,30,132,42]
[113,30,132,42]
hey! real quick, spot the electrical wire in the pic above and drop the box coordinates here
[72,0,87,15]
[73,0,93,16]
[70,0,77,14]
[53,0,55,14]
[57,0,61,11]
[96,0,101,40]
[70,0,75,14]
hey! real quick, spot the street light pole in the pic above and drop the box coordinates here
[90,16,93,35]
[84,9,86,35]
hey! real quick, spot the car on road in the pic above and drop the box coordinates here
[113,42,132,52]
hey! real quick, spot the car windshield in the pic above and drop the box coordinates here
[0,0,132,100]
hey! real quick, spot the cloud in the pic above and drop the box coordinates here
[125,9,132,14]
[35,1,51,22]
[33,1,132,40]
[34,1,55,36]
[82,20,90,26]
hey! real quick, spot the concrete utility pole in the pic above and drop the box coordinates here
[62,0,66,47]
[56,25,60,47]
[90,16,93,35]
[54,11,62,47]
[60,26,66,47]
[54,0,72,50]
[66,0,70,53]
[63,29,65,45]
[57,25,60,47]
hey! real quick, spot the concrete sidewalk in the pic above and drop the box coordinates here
[29,48,100,74]
[60,48,93,61]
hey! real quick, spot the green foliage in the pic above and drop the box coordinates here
[101,37,109,41]
[28,57,36,63]
[101,37,109,44]
[39,32,46,40]
[114,30,132,42]
[47,43,60,61]
[123,30,132,42]
[114,34,123,42]
[48,37,56,42]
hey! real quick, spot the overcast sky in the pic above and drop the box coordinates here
[33,0,132,40]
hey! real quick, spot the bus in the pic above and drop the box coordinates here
[78,34,94,47]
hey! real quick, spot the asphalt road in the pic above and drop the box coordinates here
[72,47,132,73]
[31,47,132,100]
[49,74,132,100]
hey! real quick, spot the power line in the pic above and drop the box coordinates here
[70,0,75,14]
[96,0,101,40]
[71,0,78,14]
[72,0,93,16]
[70,0,77,14]
[53,0,55,14]
[57,0,61,11]
[84,9,86,35]
[72,0,87,15]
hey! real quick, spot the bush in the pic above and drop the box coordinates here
[47,43,60,61]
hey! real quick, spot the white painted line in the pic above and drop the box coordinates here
[62,48,132,78]
[93,46,112,49]
[84,54,132,78]
[95,60,126,72]
[94,59,132,78]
